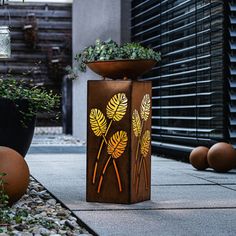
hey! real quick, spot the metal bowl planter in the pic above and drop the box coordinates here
[86,59,156,80]
[0,99,35,157]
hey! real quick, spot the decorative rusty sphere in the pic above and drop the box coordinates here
[207,142,236,173]
[0,146,30,205]
[189,146,209,170]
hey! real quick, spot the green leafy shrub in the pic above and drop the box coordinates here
[0,173,8,208]
[0,79,60,125]
[75,39,161,72]
[0,173,10,225]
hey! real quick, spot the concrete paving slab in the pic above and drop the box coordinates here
[184,169,236,184]
[74,209,236,236]
[155,159,194,170]
[26,153,236,235]
[222,185,236,191]
[151,169,210,185]
[26,154,236,211]
[152,185,236,208]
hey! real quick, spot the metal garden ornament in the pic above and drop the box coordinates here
[0,0,26,59]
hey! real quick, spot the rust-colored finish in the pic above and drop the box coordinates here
[189,146,209,170]
[86,59,156,80]
[0,146,30,205]
[87,80,152,204]
[207,142,236,172]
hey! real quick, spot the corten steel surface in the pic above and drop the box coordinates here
[0,146,30,205]
[87,80,152,204]
[86,59,156,80]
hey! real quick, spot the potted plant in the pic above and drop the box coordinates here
[0,78,60,157]
[75,39,161,80]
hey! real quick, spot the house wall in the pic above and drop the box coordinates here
[0,3,72,84]
[0,2,72,126]
[72,0,131,142]
[131,0,226,158]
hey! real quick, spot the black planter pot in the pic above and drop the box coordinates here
[0,99,36,157]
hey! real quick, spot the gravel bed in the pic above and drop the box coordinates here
[0,177,92,236]
[31,135,85,147]
[34,127,63,135]
[32,135,84,146]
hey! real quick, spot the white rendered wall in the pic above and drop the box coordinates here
[72,0,130,142]
[9,0,72,2]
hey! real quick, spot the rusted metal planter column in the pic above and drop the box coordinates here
[87,80,152,204]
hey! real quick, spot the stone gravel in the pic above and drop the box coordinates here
[31,134,84,146]
[0,177,92,236]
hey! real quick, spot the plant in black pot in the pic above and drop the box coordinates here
[75,39,161,80]
[0,79,60,157]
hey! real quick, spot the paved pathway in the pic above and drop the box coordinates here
[26,150,236,236]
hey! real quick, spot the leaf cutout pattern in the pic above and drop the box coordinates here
[107,131,128,159]
[141,130,151,157]
[140,94,151,121]
[90,108,107,137]
[106,93,128,121]
[132,109,141,137]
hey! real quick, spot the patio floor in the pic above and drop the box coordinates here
[26,143,236,236]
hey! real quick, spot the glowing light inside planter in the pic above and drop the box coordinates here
[0,26,11,59]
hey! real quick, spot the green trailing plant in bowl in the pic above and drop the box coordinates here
[0,79,60,126]
[75,39,161,73]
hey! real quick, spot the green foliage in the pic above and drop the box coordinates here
[0,173,8,207]
[0,173,30,226]
[0,173,10,225]
[64,65,79,80]
[75,39,161,72]
[121,42,161,61]
[0,79,60,126]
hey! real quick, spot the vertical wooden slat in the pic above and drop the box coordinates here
[0,3,72,126]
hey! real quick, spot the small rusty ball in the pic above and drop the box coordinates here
[189,146,209,170]
[0,146,30,205]
[207,142,236,173]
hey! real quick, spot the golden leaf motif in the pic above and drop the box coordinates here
[107,131,128,159]
[132,109,141,137]
[90,108,107,137]
[141,130,151,157]
[140,94,151,121]
[106,93,128,121]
